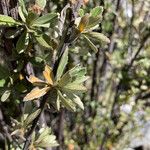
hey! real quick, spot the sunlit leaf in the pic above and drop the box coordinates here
[35,0,46,9]
[43,65,54,85]
[0,15,22,26]
[19,0,28,16]
[36,127,52,143]
[78,9,85,17]
[0,79,5,87]
[18,0,28,22]
[28,75,46,86]
[56,93,60,111]
[90,6,103,17]
[1,90,11,102]
[73,94,84,110]
[64,92,84,110]
[36,135,59,148]
[23,87,50,101]
[56,49,68,80]
[58,90,76,112]
[31,13,57,27]
[63,84,87,93]
[34,127,59,148]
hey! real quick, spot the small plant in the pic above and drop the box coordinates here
[0,0,110,149]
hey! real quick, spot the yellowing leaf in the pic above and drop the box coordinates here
[28,75,46,86]
[23,87,50,101]
[43,65,54,85]
[78,14,89,32]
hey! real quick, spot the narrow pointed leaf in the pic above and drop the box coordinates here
[86,16,102,29]
[0,15,21,26]
[24,109,41,127]
[23,87,50,101]
[64,84,87,93]
[43,65,54,85]
[90,6,103,17]
[18,6,26,22]
[28,75,45,85]
[18,0,28,22]
[84,32,110,43]
[73,94,84,110]
[1,90,11,102]
[5,28,23,39]
[35,0,46,9]
[16,31,29,53]
[36,127,51,143]
[32,13,57,27]
[34,34,53,49]
[58,72,72,87]
[56,93,60,111]
[0,79,5,87]
[83,35,98,53]
[56,49,68,80]
[58,90,76,112]
[78,14,89,32]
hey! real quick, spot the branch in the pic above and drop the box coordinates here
[127,32,150,70]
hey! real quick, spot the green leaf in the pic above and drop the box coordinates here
[90,6,103,17]
[0,15,21,26]
[1,90,11,102]
[83,35,98,53]
[65,65,82,78]
[72,76,89,84]
[36,127,52,143]
[72,94,84,110]
[24,109,41,127]
[86,16,102,29]
[31,13,57,27]
[58,65,88,86]
[64,92,84,110]
[58,90,76,112]
[79,9,85,17]
[19,0,28,16]
[56,49,68,80]
[63,84,87,93]
[56,93,60,111]
[26,12,39,26]
[0,79,5,87]
[84,32,110,43]
[18,7,26,22]
[36,135,59,148]
[58,72,72,87]
[18,0,28,22]
[35,0,47,9]
[34,34,53,49]
[16,31,29,53]
[34,127,59,148]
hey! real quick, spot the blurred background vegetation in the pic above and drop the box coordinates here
[0,0,150,150]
